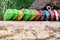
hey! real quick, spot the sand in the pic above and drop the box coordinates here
[0,21,60,40]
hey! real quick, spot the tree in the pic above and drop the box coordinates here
[6,0,34,9]
[0,0,5,20]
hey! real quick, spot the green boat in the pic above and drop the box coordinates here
[29,10,37,21]
[12,9,18,20]
[23,9,31,21]
[4,9,14,21]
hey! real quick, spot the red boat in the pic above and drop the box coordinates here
[57,10,60,20]
[48,10,55,21]
[34,10,41,21]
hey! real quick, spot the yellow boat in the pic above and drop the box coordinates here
[16,10,24,21]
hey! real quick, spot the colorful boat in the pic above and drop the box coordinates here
[16,10,24,21]
[39,10,45,21]
[43,10,50,21]
[34,10,41,21]
[54,10,59,21]
[48,10,55,21]
[12,9,18,20]
[57,10,60,21]
[29,10,37,21]
[23,9,31,21]
[4,9,14,20]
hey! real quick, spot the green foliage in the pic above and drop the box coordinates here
[0,0,4,20]
[7,0,34,9]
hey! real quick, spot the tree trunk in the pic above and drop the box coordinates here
[29,0,60,9]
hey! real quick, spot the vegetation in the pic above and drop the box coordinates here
[0,0,5,20]
[6,0,34,9]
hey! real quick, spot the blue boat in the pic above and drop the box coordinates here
[43,10,50,21]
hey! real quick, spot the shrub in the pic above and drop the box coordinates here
[7,0,34,9]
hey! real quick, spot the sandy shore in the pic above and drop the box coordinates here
[0,21,60,40]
